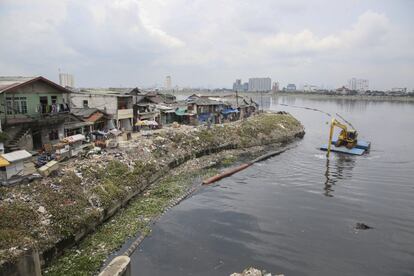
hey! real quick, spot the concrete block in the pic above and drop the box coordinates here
[98,256,131,276]
[38,160,59,177]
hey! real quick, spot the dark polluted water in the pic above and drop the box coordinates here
[130,96,414,276]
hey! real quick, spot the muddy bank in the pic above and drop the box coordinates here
[0,112,304,274]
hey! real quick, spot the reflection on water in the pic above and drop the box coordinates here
[324,156,356,197]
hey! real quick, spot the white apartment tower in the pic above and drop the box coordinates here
[59,73,74,88]
[248,77,271,92]
[165,76,172,90]
[347,78,369,92]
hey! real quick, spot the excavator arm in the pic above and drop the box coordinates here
[326,118,356,157]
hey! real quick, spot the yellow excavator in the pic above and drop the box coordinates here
[326,118,358,157]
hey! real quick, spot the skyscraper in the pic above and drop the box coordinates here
[347,78,369,92]
[59,73,74,88]
[233,79,244,91]
[248,78,271,92]
[165,76,172,90]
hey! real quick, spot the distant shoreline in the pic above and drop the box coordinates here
[170,90,414,102]
[269,92,414,102]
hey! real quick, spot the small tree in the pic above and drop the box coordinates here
[0,132,9,143]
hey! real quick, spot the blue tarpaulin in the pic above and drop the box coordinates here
[221,108,239,115]
[198,113,212,122]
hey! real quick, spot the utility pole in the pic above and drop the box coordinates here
[236,90,239,108]
[260,91,263,112]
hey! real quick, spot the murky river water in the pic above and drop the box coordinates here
[130,96,414,276]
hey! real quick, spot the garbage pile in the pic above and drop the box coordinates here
[230,267,283,276]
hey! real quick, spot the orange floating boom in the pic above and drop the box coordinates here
[202,147,294,185]
[202,163,251,185]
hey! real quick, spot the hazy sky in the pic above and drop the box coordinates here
[1,0,413,90]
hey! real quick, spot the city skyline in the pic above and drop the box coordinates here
[0,1,413,90]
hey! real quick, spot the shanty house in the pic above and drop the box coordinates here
[0,76,72,152]
[70,90,133,131]
[185,95,226,124]
[0,149,32,184]
[71,108,109,131]
[132,92,176,127]
[210,95,258,120]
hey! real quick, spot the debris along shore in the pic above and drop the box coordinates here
[0,112,304,274]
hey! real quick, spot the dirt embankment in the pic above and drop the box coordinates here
[0,112,304,273]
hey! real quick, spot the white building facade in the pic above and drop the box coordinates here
[303,84,318,92]
[59,73,75,88]
[347,78,369,92]
[248,78,271,92]
[164,76,172,90]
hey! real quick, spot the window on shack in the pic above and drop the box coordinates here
[65,128,82,137]
[117,97,130,110]
[6,98,12,115]
[48,129,59,141]
[6,97,27,114]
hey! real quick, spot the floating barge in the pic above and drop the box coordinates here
[320,139,371,156]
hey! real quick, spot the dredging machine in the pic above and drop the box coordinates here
[320,117,371,157]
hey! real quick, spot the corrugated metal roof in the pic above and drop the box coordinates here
[71,108,101,118]
[64,121,93,129]
[85,112,104,122]
[75,90,132,97]
[186,97,224,106]
[1,150,32,162]
[0,76,72,94]
[155,105,173,111]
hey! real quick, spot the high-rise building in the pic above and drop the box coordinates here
[347,78,369,92]
[248,78,271,92]
[233,79,248,92]
[59,73,74,88]
[165,76,172,90]
[233,79,243,91]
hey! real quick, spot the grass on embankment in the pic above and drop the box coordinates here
[43,168,218,276]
